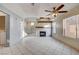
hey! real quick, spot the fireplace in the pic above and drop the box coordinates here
[40,31,46,37]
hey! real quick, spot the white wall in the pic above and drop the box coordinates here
[10,15,22,46]
[0,4,23,46]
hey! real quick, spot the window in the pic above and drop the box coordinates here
[63,15,79,39]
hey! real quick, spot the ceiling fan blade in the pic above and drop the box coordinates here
[46,17,51,19]
[46,14,51,16]
[58,11,68,13]
[53,7,56,10]
[31,3,35,6]
[40,17,45,19]
[45,10,52,12]
[56,4,64,11]
[37,16,50,20]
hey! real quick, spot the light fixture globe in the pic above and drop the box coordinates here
[31,22,34,26]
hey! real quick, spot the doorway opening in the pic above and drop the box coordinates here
[0,10,10,47]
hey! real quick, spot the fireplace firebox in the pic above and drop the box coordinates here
[40,31,46,37]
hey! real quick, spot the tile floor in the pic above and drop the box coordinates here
[0,37,79,55]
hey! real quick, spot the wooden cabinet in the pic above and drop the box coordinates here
[0,16,5,30]
[0,32,6,46]
[0,16,6,46]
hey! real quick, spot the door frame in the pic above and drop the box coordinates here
[0,10,10,47]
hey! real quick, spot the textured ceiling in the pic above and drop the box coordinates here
[1,3,79,18]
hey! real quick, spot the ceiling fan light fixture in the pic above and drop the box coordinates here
[52,13,57,17]
[45,4,68,17]
[31,22,34,26]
